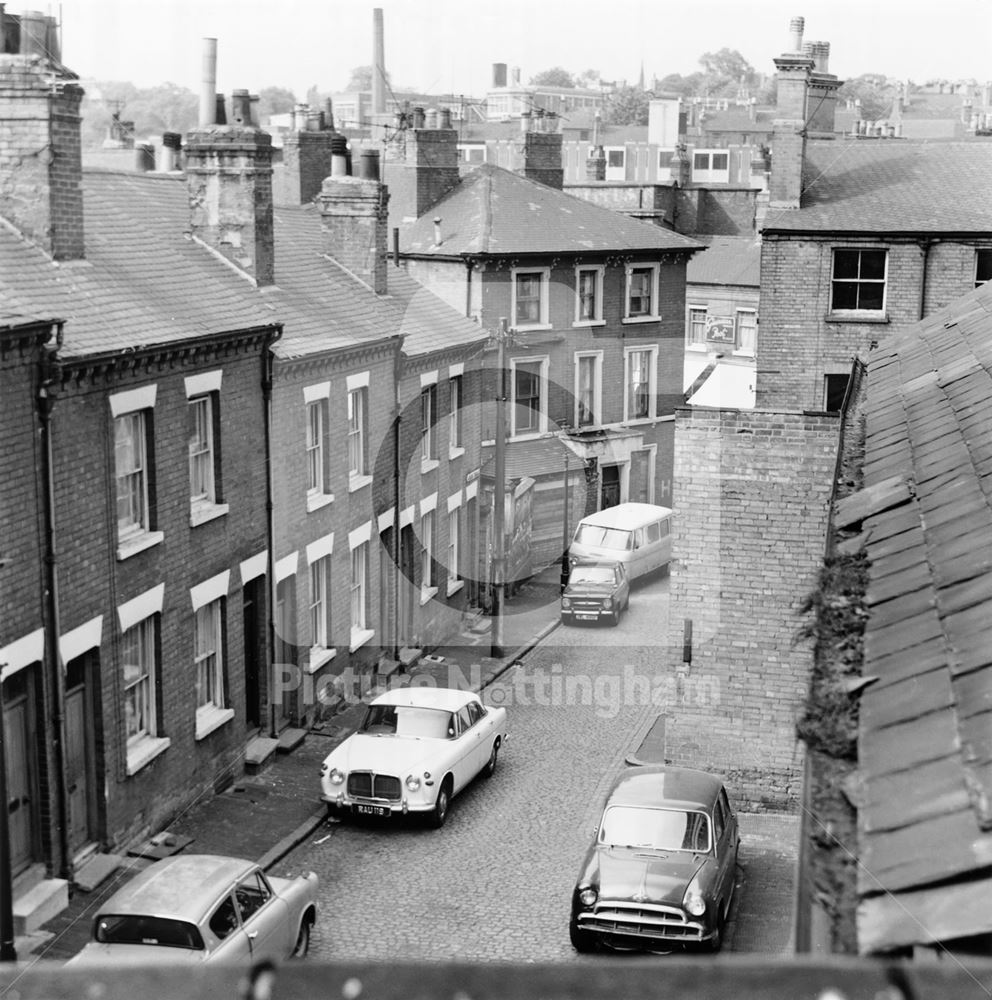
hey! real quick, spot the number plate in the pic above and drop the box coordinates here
[356,804,390,817]
[576,613,597,620]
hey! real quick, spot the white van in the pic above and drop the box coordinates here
[568,503,673,581]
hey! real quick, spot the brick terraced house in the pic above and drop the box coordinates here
[0,41,484,924]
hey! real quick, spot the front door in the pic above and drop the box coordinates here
[65,655,98,855]
[242,578,264,731]
[601,465,621,509]
[3,671,38,876]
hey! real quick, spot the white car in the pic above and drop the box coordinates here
[320,687,508,828]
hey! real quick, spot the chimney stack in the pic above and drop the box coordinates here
[319,170,390,295]
[585,145,606,182]
[382,109,460,219]
[770,16,816,208]
[0,48,85,260]
[372,8,386,115]
[186,78,275,286]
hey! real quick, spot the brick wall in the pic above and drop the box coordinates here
[665,406,839,811]
[757,235,992,409]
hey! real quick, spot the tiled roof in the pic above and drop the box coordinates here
[764,139,992,234]
[851,278,992,953]
[0,170,484,362]
[686,236,761,287]
[401,164,701,256]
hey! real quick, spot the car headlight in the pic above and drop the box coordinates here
[327,767,345,786]
[561,597,571,609]
[683,877,706,917]
[601,597,612,609]
[405,774,421,792]
[578,887,598,907]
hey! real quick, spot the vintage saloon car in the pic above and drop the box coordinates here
[570,766,740,953]
[320,687,508,828]
[560,560,630,626]
[69,855,318,965]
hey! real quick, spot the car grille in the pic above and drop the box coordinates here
[578,900,703,941]
[569,598,609,612]
[347,771,402,801]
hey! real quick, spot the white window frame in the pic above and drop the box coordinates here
[421,383,438,469]
[574,265,605,326]
[686,304,708,349]
[511,267,551,330]
[691,149,731,183]
[347,386,371,492]
[194,598,232,740]
[623,264,661,323]
[830,248,888,314]
[187,395,215,504]
[734,308,758,357]
[510,356,549,438]
[574,351,603,429]
[624,346,658,423]
[448,374,464,456]
[349,537,373,651]
[420,509,437,603]
[309,555,331,656]
[122,614,170,774]
[446,503,462,595]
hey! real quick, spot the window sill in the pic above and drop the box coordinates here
[622,315,661,325]
[509,431,546,443]
[732,350,756,359]
[195,705,235,741]
[572,319,606,328]
[685,343,709,352]
[623,415,658,426]
[825,311,889,324]
[307,646,337,673]
[116,530,165,561]
[448,446,465,461]
[190,501,229,527]
[421,459,440,474]
[510,322,553,333]
[348,474,372,494]
[349,627,375,653]
[446,579,464,597]
[126,735,171,776]
[420,585,439,606]
[307,491,334,513]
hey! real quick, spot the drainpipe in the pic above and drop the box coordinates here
[392,335,404,660]
[39,324,71,880]
[918,238,934,320]
[262,331,279,739]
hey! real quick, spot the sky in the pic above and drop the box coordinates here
[52,0,992,101]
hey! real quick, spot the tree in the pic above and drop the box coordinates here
[837,73,895,121]
[344,64,390,93]
[602,84,650,126]
[530,67,575,88]
[699,47,759,88]
[258,86,297,123]
[575,68,601,89]
[657,71,705,99]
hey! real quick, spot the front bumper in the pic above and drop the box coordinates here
[561,603,614,622]
[573,900,711,945]
[320,792,433,816]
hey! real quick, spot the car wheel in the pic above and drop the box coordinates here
[560,613,571,626]
[609,608,620,627]
[569,920,598,953]
[326,803,343,823]
[702,909,725,953]
[292,917,312,959]
[429,778,452,828]
[483,739,499,778]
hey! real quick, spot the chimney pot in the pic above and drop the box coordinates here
[413,106,426,128]
[439,107,452,130]
[426,107,438,129]
[358,148,381,180]
[199,38,218,126]
[433,217,442,245]
[231,89,252,126]
[789,16,805,53]
[215,93,227,125]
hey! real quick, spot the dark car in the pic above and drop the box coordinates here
[560,560,630,626]
[570,766,740,953]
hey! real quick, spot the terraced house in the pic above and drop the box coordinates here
[0,38,484,928]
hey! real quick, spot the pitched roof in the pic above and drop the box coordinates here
[763,139,992,235]
[853,278,992,952]
[0,170,484,362]
[686,236,761,287]
[400,164,701,256]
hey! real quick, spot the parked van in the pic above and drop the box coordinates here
[568,503,673,581]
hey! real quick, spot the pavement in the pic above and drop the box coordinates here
[16,561,800,963]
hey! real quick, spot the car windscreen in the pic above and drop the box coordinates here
[574,525,632,551]
[599,806,711,853]
[569,566,615,585]
[363,704,454,739]
[94,914,205,950]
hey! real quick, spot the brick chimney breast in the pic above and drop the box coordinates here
[185,117,275,286]
[319,175,389,295]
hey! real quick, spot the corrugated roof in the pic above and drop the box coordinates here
[763,140,992,234]
[401,164,701,256]
[0,169,485,362]
[686,236,761,287]
[855,277,992,953]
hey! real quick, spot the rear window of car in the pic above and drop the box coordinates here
[94,914,205,950]
[599,806,711,853]
[574,525,632,550]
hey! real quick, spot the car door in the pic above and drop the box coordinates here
[466,700,493,775]
[235,870,289,961]
[713,791,737,913]
[616,564,629,609]
[207,892,253,962]
[449,705,481,792]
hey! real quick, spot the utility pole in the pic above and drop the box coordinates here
[490,317,508,659]
[0,671,17,963]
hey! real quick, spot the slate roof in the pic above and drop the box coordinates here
[686,236,761,288]
[0,170,484,361]
[763,139,992,235]
[843,277,992,953]
[401,164,701,257]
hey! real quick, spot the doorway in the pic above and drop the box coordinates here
[3,669,39,876]
[601,464,621,509]
[65,652,101,857]
[242,577,265,731]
